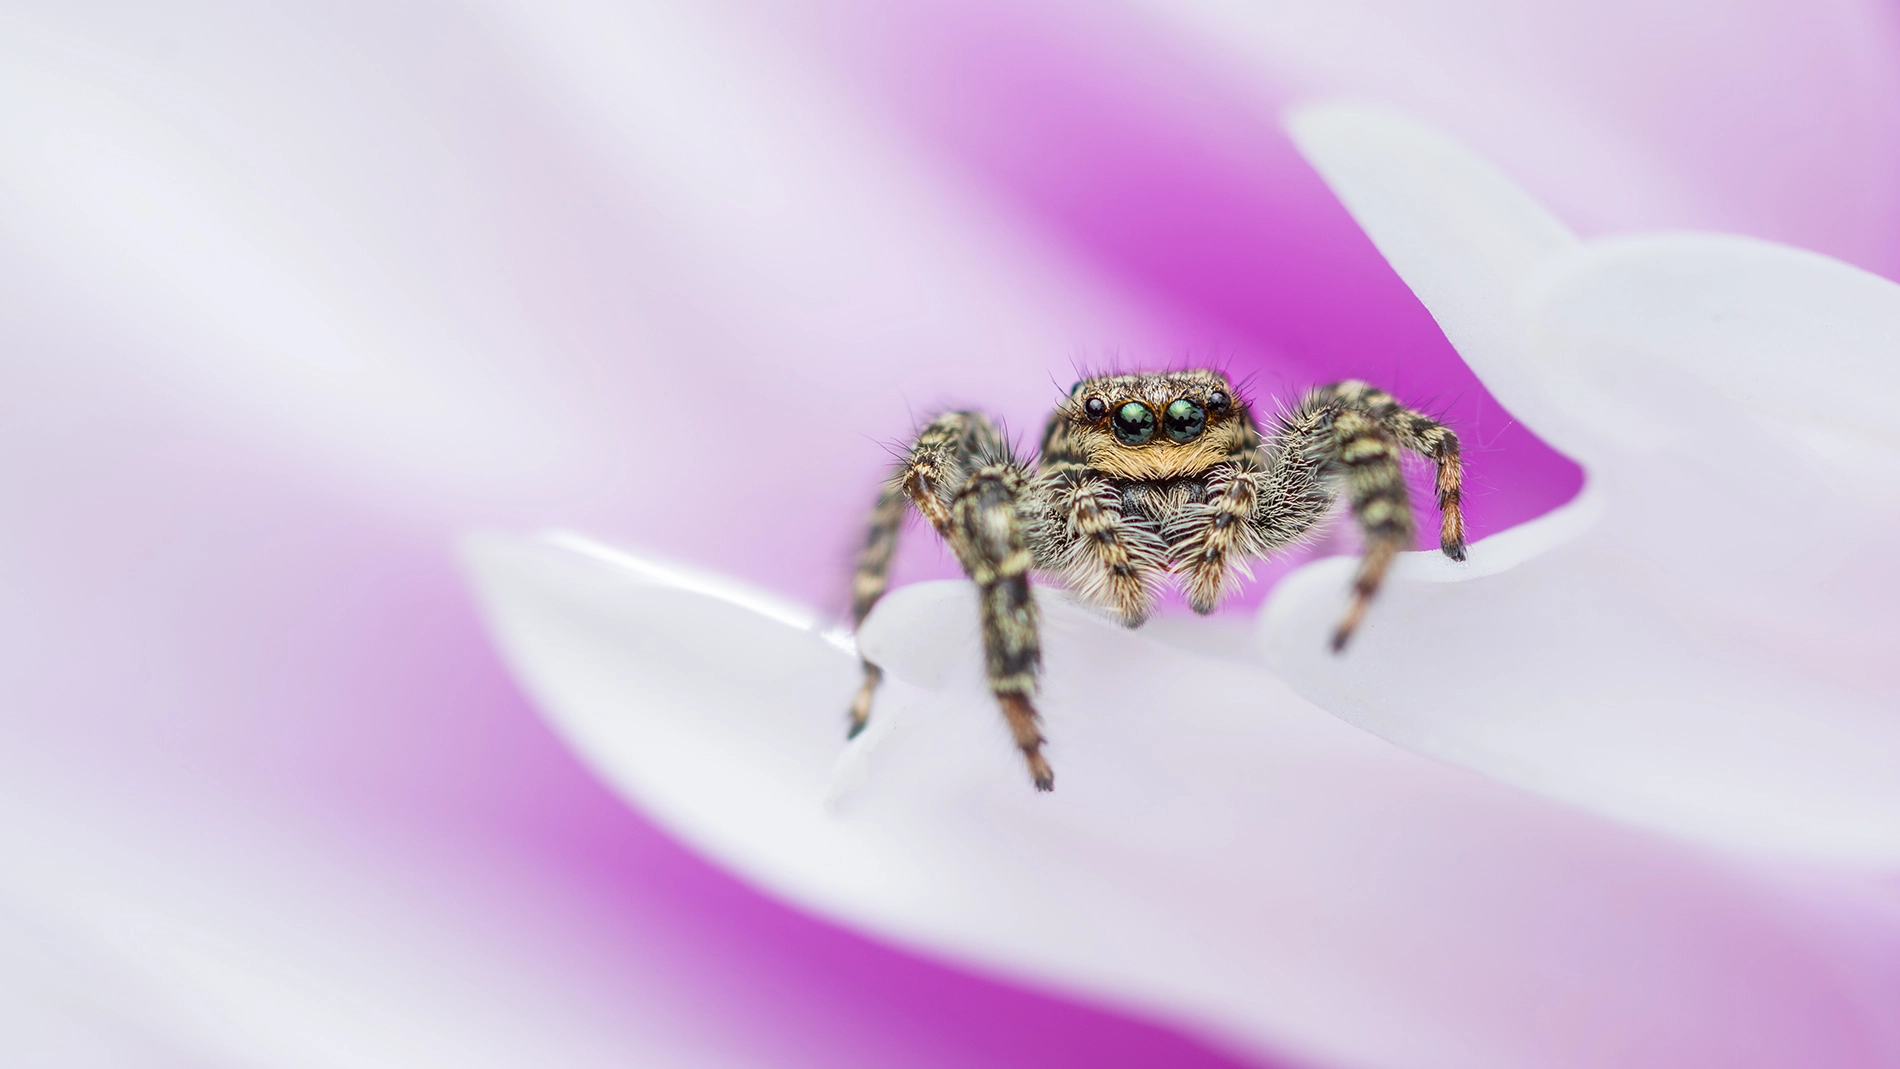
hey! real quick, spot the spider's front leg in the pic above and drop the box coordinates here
[847,413,989,737]
[846,479,907,737]
[948,462,1053,791]
[847,412,1053,790]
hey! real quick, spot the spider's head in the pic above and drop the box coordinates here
[1052,369,1252,480]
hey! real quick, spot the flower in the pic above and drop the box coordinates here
[6,1,1900,1067]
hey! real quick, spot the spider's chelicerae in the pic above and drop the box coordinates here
[847,370,1466,792]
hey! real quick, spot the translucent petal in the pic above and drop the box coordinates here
[1529,232,1900,617]
[465,531,1900,1069]
[1272,106,1900,862]
[1286,104,1594,458]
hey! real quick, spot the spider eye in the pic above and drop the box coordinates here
[1164,398,1206,442]
[1207,390,1230,413]
[1082,396,1107,420]
[1112,401,1156,444]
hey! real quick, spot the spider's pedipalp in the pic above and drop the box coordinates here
[1168,455,1269,614]
[1037,466,1167,626]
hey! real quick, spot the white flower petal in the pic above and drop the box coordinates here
[465,531,1900,1069]
[1528,232,1900,642]
[1285,104,1595,458]
[1271,106,1900,862]
[461,533,866,896]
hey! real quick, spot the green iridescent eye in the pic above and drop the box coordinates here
[1164,398,1206,442]
[1112,401,1156,444]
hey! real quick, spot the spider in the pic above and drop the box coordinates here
[846,370,1466,792]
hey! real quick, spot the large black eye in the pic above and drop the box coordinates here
[1164,399,1206,442]
[1112,401,1155,444]
[1082,396,1107,420]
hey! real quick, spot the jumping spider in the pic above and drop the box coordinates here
[847,370,1465,791]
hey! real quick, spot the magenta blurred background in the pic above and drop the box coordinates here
[4,1,1900,1064]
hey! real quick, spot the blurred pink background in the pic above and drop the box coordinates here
[4,1,1900,1065]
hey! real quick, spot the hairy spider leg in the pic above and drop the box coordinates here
[949,463,1052,790]
[849,412,995,735]
[1322,380,1467,559]
[847,480,907,737]
[1326,406,1414,651]
[848,412,1054,790]
[1244,383,1468,651]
